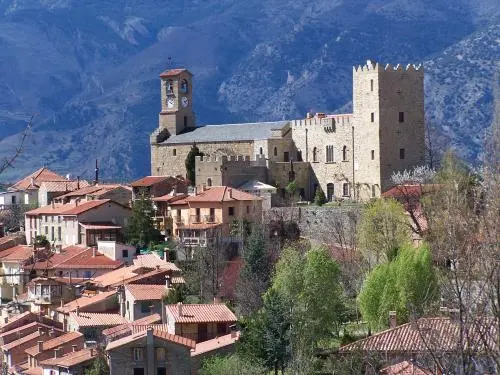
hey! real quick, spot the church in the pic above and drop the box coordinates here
[150,60,425,201]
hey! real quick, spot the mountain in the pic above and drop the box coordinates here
[0,0,498,182]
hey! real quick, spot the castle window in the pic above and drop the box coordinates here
[180,79,188,94]
[400,148,405,159]
[371,112,375,123]
[259,147,263,155]
[283,152,290,162]
[326,145,334,163]
[327,183,334,201]
[172,149,177,156]
[371,150,375,160]
[246,205,250,214]
[342,183,350,197]
[207,178,212,187]
[370,79,374,92]
[183,116,188,127]
[372,185,377,198]
[342,145,348,161]
[273,147,278,157]
[399,112,405,123]
[228,207,235,216]
[166,80,173,94]
[297,150,303,162]
[312,147,318,162]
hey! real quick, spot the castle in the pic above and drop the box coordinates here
[150,60,425,201]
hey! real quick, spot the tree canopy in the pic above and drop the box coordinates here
[125,193,162,248]
[185,144,204,185]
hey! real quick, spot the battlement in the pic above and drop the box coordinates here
[292,114,353,132]
[195,154,267,165]
[353,59,423,74]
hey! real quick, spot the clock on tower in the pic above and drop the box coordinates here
[158,68,195,136]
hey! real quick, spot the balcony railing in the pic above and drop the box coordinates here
[190,215,202,224]
[204,215,216,223]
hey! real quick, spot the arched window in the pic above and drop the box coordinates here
[172,149,177,156]
[343,182,349,197]
[180,79,188,94]
[327,183,334,201]
[259,147,263,155]
[207,178,212,187]
[312,147,318,162]
[342,145,348,161]
[273,147,278,157]
[166,80,173,94]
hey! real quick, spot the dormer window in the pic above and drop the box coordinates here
[180,79,188,94]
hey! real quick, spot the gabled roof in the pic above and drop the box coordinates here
[106,329,196,351]
[10,167,67,191]
[38,180,90,193]
[39,348,96,368]
[132,254,179,270]
[159,68,191,78]
[1,245,33,262]
[25,199,127,216]
[1,331,41,351]
[25,331,83,356]
[54,247,122,270]
[102,314,161,340]
[130,176,171,187]
[171,186,261,205]
[56,184,127,200]
[57,290,117,314]
[152,193,187,203]
[166,303,237,324]
[69,312,128,327]
[32,246,87,270]
[380,361,433,375]
[125,284,167,301]
[191,331,240,357]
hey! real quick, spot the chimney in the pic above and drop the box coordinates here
[213,296,221,304]
[38,327,44,335]
[75,199,79,207]
[31,177,35,187]
[92,247,96,257]
[389,311,397,329]
[76,306,80,316]
[193,186,198,196]
[165,275,171,289]
[177,302,183,317]
[77,176,80,190]
[230,324,237,338]
[51,201,55,209]
[156,265,160,271]
[60,299,64,308]
[4,317,8,324]
[72,344,77,352]
[228,188,232,199]
[202,183,206,192]
[306,112,313,119]
[38,340,44,353]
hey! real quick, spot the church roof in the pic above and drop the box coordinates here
[163,121,290,145]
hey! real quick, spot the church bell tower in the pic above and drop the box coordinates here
[158,68,195,136]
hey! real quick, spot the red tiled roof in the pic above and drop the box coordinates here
[10,168,67,191]
[22,366,42,375]
[55,247,122,269]
[39,348,96,368]
[171,186,261,205]
[56,184,125,200]
[0,322,54,340]
[1,331,41,351]
[382,184,442,200]
[159,68,190,78]
[125,284,167,301]
[380,361,433,375]
[1,245,33,262]
[57,290,117,314]
[0,311,33,332]
[39,180,90,193]
[59,199,113,215]
[130,176,169,187]
[32,246,87,270]
[25,199,123,216]
[166,303,237,324]
[191,331,240,357]
[69,312,128,327]
[102,314,161,339]
[79,222,122,230]
[106,329,196,351]
[25,331,83,356]
[132,254,179,270]
[0,244,26,260]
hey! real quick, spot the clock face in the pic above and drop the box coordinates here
[167,98,174,108]
[181,96,189,108]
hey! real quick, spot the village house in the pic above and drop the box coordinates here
[0,321,58,347]
[37,179,90,207]
[123,284,167,322]
[55,290,118,325]
[38,347,97,375]
[25,331,85,369]
[24,199,131,247]
[54,184,133,207]
[164,303,237,343]
[67,311,128,341]
[0,245,38,301]
[102,314,162,343]
[26,277,76,315]
[130,176,188,200]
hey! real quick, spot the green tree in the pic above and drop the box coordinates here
[163,284,186,304]
[313,187,327,206]
[199,355,266,375]
[358,198,410,266]
[84,352,109,375]
[185,144,204,185]
[358,244,438,331]
[125,193,162,248]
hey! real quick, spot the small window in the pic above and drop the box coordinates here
[259,147,263,155]
[172,149,177,156]
[371,150,375,160]
[273,147,277,157]
[156,347,166,361]
[326,145,334,163]
[400,148,405,159]
[343,183,350,197]
[371,112,375,123]
[122,249,129,258]
[246,205,250,214]
[370,79,374,92]
[183,116,188,127]
[141,302,150,313]
[133,348,144,361]
[372,185,377,198]
[297,150,303,162]
[283,152,289,162]
[83,271,92,279]
[126,301,129,311]
[207,178,212,187]
[399,112,405,123]
[312,147,318,162]
[342,145,348,161]
[166,80,173,94]
[327,183,334,202]
[180,79,188,94]
[228,207,235,216]
[134,368,145,375]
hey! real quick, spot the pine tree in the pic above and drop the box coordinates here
[185,144,204,185]
[125,193,161,248]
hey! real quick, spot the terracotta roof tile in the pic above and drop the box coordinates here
[191,331,240,357]
[22,366,42,375]
[130,176,170,187]
[39,348,96,368]
[171,186,261,205]
[380,361,433,375]
[106,329,195,351]
[0,322,55,341]
[59,199,113,215]
[159,68,190,77]
[57,290,117,314]
[0,244,26,259]
[10,168,67,191]
[25,199,123,216]
[25,331,83,356]
[69,312,128,327]
[56,184,126,200]
[55,247,122,269]
[1,331,41,351]
[132,254,179,270]
[126,284,167,301]
[0,311,33,332]
[1,245,33,262]
[39,180,90,193]
[102,314,161,339]
[166,304,237,324]
[32,246,87,270]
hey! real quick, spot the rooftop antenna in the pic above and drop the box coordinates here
[167,56,172,68]
[94,159,99,186]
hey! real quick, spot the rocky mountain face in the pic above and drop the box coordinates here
[0,0,498,182]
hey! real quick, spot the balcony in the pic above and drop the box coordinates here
[190,215,202,224]
[204,215,216,223]
[174,217,184,225]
